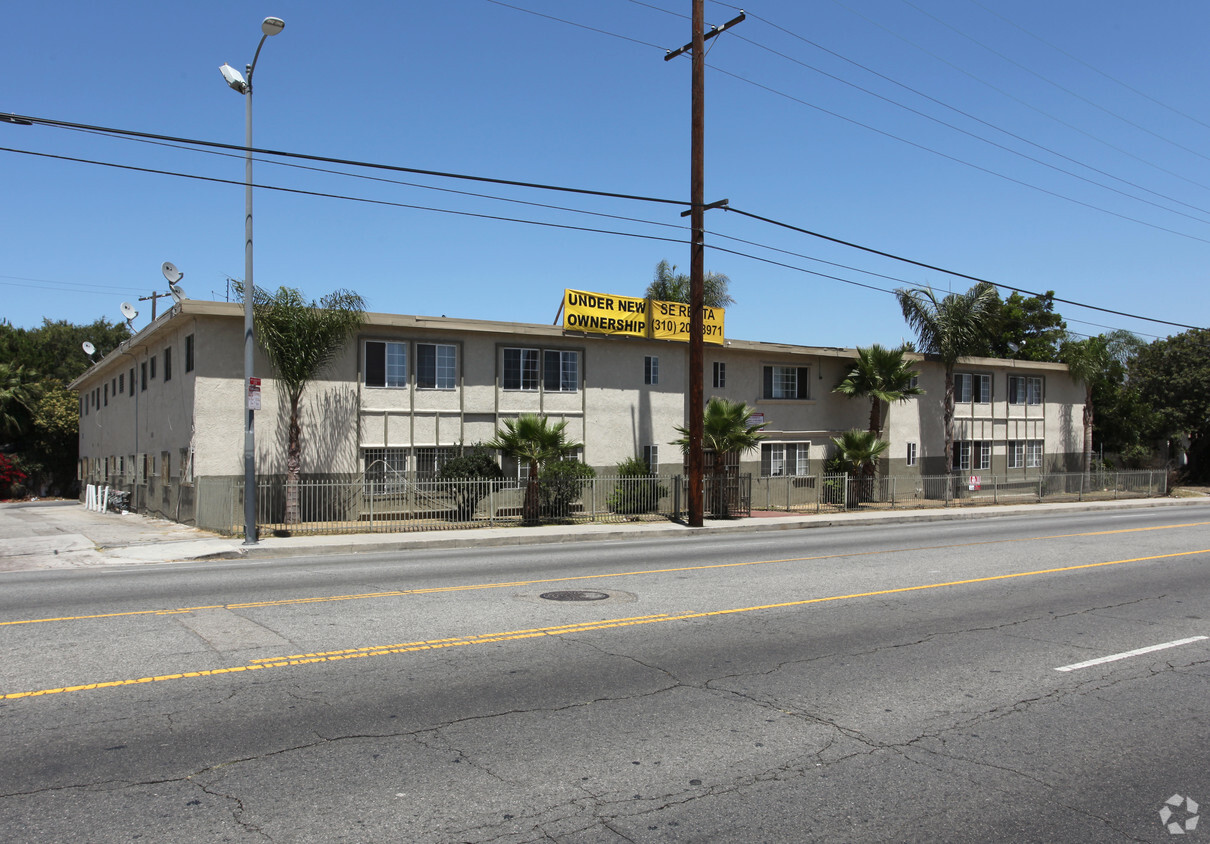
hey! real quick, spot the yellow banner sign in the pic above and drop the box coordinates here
[562,289,724,344]
[649,299,725,345]
[563,289,648,339]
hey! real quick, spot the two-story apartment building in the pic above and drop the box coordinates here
[70,300,1083,528]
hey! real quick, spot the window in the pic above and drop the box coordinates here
[644,355,659,385]
[129,367,135,396]
[164,347,172,382]
[149,355,157,380]
[1027,441,1044,468]
[103,384,108,406]
[953,440,991,471]
[955,372,991,403]
[643,445,659,473]
[414,447,455,477]
[141,362,147,391]
[906,442,918,467]
[503,348,539,391]
[761,443,810,476]
[417,343,456,389]
[363,447,408,493]
[908,374,920,389]
[763,366,809,400]
[365,341,407,388]
[1008,375,1042,405]
[180,447,193,485]
[119,372,125,394]
[543,350,578,392]
[185,334,195,373]
[712,361,726,389]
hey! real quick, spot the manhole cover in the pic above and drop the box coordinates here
[540,590,611,602]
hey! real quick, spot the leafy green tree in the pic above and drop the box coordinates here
[487,414,583,525]
[0,318,129,384]
[1059,330,1143,484]
[29,381,81,495]
[249,286,366,525]
[436,444,504,520]
[1130,328,1210,478]
[833,344,923,438]
[646,259,735,309]
[896,283,998,474]
[972,290,1067,361]
[672,396,767,517]
[538,459,596,520]
[0,363,41,442]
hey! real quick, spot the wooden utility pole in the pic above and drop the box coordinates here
[666,4,744,527]
[138,290,172,321]
[688,0,706,527]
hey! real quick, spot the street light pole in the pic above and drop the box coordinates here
[221,15,284,546]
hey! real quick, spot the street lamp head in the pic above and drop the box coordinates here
[219,62,249,94]
[261,16,285,36]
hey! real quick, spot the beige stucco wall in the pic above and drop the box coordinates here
[74,302,1086,491]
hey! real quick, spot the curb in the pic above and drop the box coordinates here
[232,496,1208,561]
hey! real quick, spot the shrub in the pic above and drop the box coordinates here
[437,445,504,521]
[539,460,596,520]
[0,453,27,500]
[607,456,668,514]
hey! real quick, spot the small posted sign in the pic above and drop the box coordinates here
[968,475,981,491]
[247,376,262,411]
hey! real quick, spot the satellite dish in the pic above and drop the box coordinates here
[82,341,96,357]
[162,261,183,284]
[169,282,186,304]
[120,302,139,321]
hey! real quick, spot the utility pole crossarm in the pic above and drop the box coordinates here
[664,11,746,60]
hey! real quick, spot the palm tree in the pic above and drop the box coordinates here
[0,363,41,442]
[487,414,583,525]
[250,286,366,526]
[833,344,924,437]
[672,397,767,517]
[895,283,998,475]
[830,429,891,505]
[646,260,736,309]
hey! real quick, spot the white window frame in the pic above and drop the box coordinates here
[1008,440,1025,469]
[644,355,659,385]
[1009,375,1043,406]
[365,340,407,388]
[544,349,579,393]
[417,343,457,390]
[643,445,659,473]
[955,372,991,404]
[906,442,918,467]
[1026,440,1044,468]
[712,361,725,389]
[503,347,539,391]
[952,441,990,471]
[761,442,810,477]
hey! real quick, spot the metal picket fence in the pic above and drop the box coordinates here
[222,469,1167,536]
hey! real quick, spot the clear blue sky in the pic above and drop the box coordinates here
[4,0,1208,348]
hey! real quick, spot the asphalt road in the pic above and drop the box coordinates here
[2,505,1208,842]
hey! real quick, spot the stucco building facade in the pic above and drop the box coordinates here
[71,300,1084,528]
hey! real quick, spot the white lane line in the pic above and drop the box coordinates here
[1055,636,1208,672]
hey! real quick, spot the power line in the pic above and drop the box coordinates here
[723,205,1205,330]
[5,118,1197,335]
[0,146,689,248]
[7,113,688,208]
[966,0,1210,135]
[709,66,1210,247]
[62,126,696,236]
[898,0,1210,166]
[718,13,1210,221]
[822,0,1210,195]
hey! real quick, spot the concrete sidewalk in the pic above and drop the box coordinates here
[3,495,1207,572]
